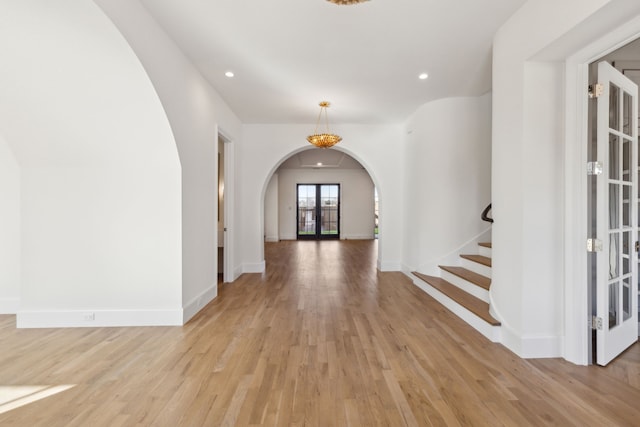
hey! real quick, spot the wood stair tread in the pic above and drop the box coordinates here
[460,254,492,267]
[411,272,501,326]
[439,266,491,291]
[478,242,492,248]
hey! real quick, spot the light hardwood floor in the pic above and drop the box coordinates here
[1,239,640,426]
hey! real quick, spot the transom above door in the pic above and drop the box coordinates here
[297,184,340,239]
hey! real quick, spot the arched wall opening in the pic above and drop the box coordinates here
[0,1,183,327]
[260,145,384,268]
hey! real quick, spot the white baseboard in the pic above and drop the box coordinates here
[0,297,19,314]
[232,265,243,281]
[265,236,279,242]
[521,334,563,358]
[500,324,563,359]
[183,284,218,323]
[400,263,415,276]
[378,260,401,272]
[16,308,183,328]
[342,234,374,240]
[489,295,562,358]
[243,260,265,273]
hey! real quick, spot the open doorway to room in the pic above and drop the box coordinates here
[588,37,640,366]
[374,187,379,239]
[263,148,377,243]
[217,133,227,283]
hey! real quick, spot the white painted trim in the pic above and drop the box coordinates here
[182,283,217,323]
[342,235,375,240]
[378,261,401,272]
[400,263,415,275]
[232,265,243,281]
[564,14,640,366]
[16,308,183,328]
[0,298,19,314]
[520,334,564,359]
[221,130,235,284]
[489,290,562,358]
[243,260,266,274]
[265,236,279,242]
[563,58,590,365]
[408,273,501,343]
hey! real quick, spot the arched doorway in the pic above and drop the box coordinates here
[262,147,380,260]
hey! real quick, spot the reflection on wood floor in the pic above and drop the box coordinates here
[1,239,639,426]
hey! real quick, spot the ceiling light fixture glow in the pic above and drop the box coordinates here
[225,71,235,78]
[419,73,429,80]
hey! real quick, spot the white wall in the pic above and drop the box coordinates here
[276,168,375,240]
[95,0,243,321]
[0,132,20,313]
[402,95,492,275]
[0,0,182,327]
[241,124,404,272]
[265,173,279,242]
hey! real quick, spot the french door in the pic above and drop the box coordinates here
[595,61,639,366]
[297,184,340,239]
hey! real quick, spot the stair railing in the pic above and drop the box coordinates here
[481,203,493,223]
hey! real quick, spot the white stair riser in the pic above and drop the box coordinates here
[440,270,490,303]
[411,277,501,342]
[478,246,492,258]
[460,258,492,278]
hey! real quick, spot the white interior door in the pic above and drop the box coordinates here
[596,60,639,366]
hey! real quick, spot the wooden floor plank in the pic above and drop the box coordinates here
[0,240,639,426]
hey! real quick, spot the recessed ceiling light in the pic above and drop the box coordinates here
[225,71,234,78]
[317,162,323,166]
[419,73,429,80]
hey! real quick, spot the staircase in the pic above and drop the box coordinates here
[411,242,501,342]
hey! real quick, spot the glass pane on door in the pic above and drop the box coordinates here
[297,185,316,236]
[320,185,339,236]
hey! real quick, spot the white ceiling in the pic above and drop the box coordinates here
[139,0,526,125]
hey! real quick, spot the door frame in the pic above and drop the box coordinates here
[564,16,640,365]
[218,129,235,283]
[296,183,341,240]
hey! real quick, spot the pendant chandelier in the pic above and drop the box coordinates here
[326,0,369,5]
[307,101,342,149]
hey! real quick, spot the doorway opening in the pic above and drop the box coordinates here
[218,133,227,283]
[588,38,640,365]
[263,148,377,244]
